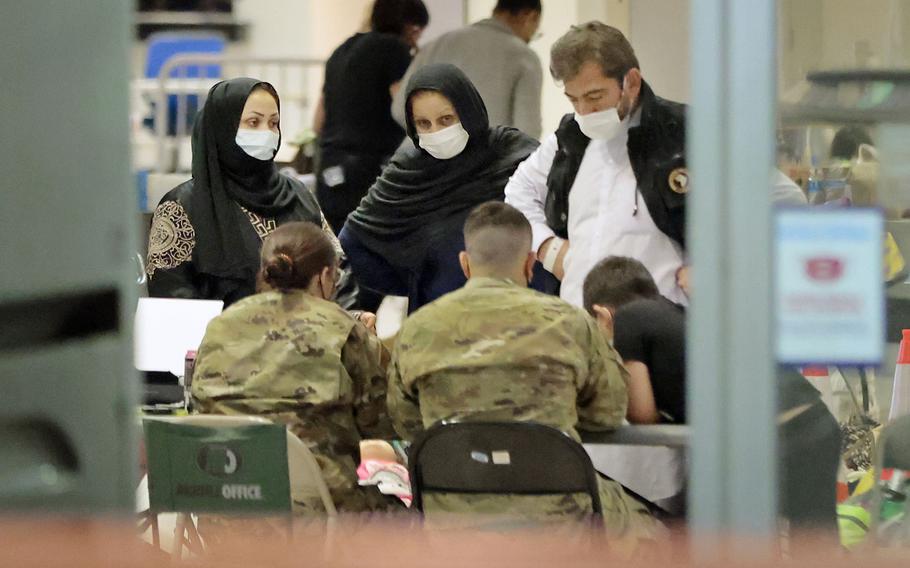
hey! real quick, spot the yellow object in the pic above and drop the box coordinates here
[884,232,906,284]
[838,503,871,549]
[853,468,876,497]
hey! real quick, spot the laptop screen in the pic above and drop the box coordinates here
[134,297,223,376]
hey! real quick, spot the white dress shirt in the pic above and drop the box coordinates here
[505,111,805,507]
[505,110,687,307]
[504,112,807,307]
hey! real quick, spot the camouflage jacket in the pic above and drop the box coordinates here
[389,277,628,439]
[191,289,398,513]
[388,278,647,534]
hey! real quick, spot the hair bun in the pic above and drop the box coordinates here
[264,252,295,288]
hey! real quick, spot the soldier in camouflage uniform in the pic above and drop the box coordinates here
[192,221,399,514]
[388,202,655,536]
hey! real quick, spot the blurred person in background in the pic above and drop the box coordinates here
[582,256,685,425]
[340,64,539,313]
[581,256,841,530]
[146,78,340,307]
[314,0,429,237]
[392,0,544,139]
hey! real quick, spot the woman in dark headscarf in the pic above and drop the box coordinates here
[146,78,341,306]
[339,64,540,312]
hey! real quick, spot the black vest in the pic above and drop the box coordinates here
[544,81,688,249]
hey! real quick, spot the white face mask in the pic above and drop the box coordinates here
[575,106,624,141]
[418,122,470,160]
[235,128,279,161]
[574,78,630,141]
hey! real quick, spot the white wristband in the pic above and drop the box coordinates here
[541,237,565,273]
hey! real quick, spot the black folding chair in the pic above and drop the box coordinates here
[407,420,603,516]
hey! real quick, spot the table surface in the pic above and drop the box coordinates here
[579,424,689,447]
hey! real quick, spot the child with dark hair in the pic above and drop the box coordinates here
[583,257,841,532]
[583,256,686,423]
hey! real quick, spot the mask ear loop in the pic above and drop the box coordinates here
[620,72,640,217]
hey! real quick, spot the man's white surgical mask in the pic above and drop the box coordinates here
[574,78,629,141]
[575,107,623,141]
[235,128,280,161]
[418,122,470,160]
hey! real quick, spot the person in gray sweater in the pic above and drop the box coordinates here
[392,0,543,139]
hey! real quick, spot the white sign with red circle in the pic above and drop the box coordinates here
[775,208,884,365]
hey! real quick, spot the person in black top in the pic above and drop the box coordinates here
[584,257,840,532]
[582,255,685,423]
[146,78,339,307]
[314,0,429,235]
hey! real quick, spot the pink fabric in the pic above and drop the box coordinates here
[357,459,412,506]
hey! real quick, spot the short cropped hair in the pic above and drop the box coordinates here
[494,0,542,14]
[463,202,532,267]
[550,21,639,83]
[582,256,659,314]
[371,0,429,35]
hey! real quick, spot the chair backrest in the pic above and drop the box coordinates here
[407,420,602,515]
[144,32,225,79]
[880,414,910,471]
[286,430,338,516]
[143,415,291,514]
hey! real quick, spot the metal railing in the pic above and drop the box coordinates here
[148,54,325,172]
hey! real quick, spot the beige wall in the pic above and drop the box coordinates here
[234,0,372,59]
[235,0,465,59]
[819,0,907,69]
[629,0,690,103]
[779,0,910,93]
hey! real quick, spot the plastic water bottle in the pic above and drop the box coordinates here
[807,168,823,205]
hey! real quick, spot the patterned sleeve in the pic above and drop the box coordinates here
[386,339,425,441]
[576,314,629,431]
[146,200,199,298]
[342,321,396,439]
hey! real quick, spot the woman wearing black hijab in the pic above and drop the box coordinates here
[339,64,539,312]
[146,78,339,306]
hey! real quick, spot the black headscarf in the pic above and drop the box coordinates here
[344,64,539,269]
[190,77,300,278]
